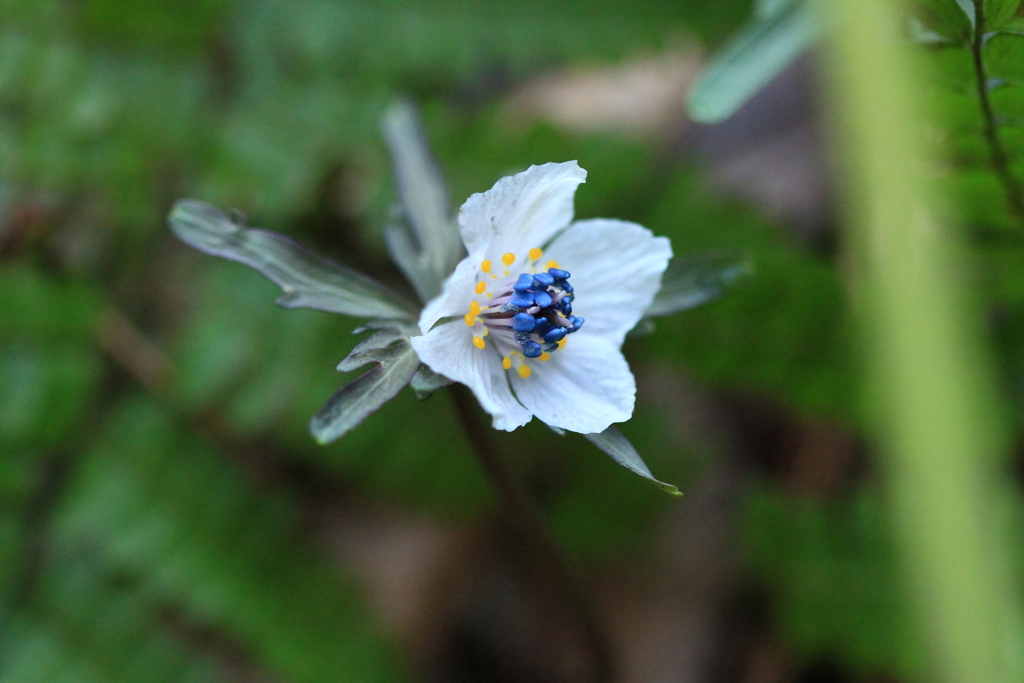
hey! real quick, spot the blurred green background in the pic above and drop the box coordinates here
[2,0,1024,681]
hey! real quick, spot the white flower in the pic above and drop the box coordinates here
[410,161,672,434]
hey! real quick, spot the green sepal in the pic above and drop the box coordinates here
[584,426,681,496]
[645,250,752,318]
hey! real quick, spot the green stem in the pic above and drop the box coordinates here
[449,385,615,683]
[824,1,1020,681]
[970,0,1024,227]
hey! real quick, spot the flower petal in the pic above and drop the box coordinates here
[410,321,532,431]
[543,218,672,345]
[416,252,481,333]
[509,334,635,434]
[458,162,587,262]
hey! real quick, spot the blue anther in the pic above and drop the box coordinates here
[543,327,567,344]
[510,292,535,308]
[522,340,543,358]
[513,274,535,292]
[571,316,585,331]
[501,302,519,313]
[533,272,554,287]
[533,320,552,337]
[548,268,570,279]
[512,312,536,332]
[514,332,532,343]
[545,343,560,353]
[561,302,572,315]
[533,290,553,308]
[558,281,573,294]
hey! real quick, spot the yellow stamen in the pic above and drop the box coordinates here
[475,281,486,295]
[481,260,492,273]
[473,336,486,350]
[529,247,543,261]
[482,327,489,337]
[546,260,559,269]
[557,338,567,349]
[502,252,516,266]
[539,352,550,361]
[485,291,493,299]
[502,357,512,370]
[464,313,476,326]
[517,365,532,379]
[469,301,481,316]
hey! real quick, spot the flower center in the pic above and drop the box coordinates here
[463,251,585,378]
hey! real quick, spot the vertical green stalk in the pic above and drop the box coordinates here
[824,1,1019,682]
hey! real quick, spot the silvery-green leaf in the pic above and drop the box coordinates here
[755,0,800,19]
[384,221,437,303]
[646,251,752,317]
[584,426,681,496]
[337,324,416,372]
[687,1,818,124]
[310,340,421,444]
[382,101,464,301]
[169,199,417,320]
[409,364,453,400]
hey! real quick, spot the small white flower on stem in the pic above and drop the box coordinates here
[410,161,672,433]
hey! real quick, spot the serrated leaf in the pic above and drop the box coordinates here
[991,84,1024,120]
[168,199,418,320]
[687,1,818,124]
[985,32,1024,78]
[382,101,464,302]
[584,426,681,496]
[409,364,453,400]
[993,16,1024,31]
[986,0,1022,29]
[645,251,752,317]
[310,340,421,444]
[915,0,974,42]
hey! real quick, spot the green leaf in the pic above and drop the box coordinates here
[990,84,1024,120]
[584,426,681,496]
[645,250,752,317]
[168,199,418,321]
[985,32,1024,79]
[915,0,974,42]
[985,0,1022,29]
[309,340,421,444]
[409,364,453,400]
[381,101,464,302]
[687,1,818,124]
